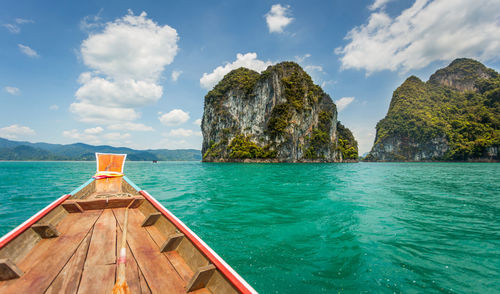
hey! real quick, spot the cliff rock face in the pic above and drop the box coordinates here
[201,62,357,162]
[366,58,499,161]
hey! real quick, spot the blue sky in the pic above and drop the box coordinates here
[1,0,500,154]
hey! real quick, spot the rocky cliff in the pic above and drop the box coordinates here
[366,58,499,161]
[201,62,358,162]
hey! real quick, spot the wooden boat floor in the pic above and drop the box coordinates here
[0,208,211,294]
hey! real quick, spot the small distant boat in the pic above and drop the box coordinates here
[0,153,256,293]
[152,160,158,163]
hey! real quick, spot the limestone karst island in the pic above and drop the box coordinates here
[201,62,358,162]
[366,58,499,162]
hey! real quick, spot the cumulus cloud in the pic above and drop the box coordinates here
[18,44,39,57]
[335,97,355,112]
[265,4,293,33]
[193,118,202,126]
[83,126,104,134]
[200,53,273,89]
[108,122,154,131]
[0,124,35,140]
[336,0,500,74]
[71,10,179,127]
[171,70,182,81]
[49,105,59,110]
[159,109,190,126]
[4,86,20,95]
[63,128,131,146]
[369,0,393,10]
[167,128,202,137]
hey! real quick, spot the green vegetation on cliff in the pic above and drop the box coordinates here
[369,58,499,161]
[337,122,358,160]
[202,61,357,162]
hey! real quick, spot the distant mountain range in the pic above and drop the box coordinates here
[0,138,201,161]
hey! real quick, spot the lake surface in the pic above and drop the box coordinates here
[0,161,499,293]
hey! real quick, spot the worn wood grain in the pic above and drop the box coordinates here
[77,209,116,294]
[113,208,185,294]
[145,225,194,283]
[0,210,102,293]
[138,268,151,294]
[186,264,216,292]
[45,229,92,294]
[95,177,122,194]
[141,212,162,227]
[0,259,23,281]
[64,196,143,211]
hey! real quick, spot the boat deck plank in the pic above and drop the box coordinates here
[45,229,93,294]
[77,209,117,294]
[113,208,186,294]
[0,210,102,293]
[145,224,195,283]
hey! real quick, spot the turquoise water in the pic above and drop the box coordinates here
[0,162,499,293]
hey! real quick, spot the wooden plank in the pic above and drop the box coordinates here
[115,215,141,294]
[0,259,23,281]
[144,225,194,283]
[31,224,60,238]
[45,229,92,294]
[206,270,239,294]
[165,251,194,282]
[177,237,210,272]
[138,269,151,294]
[141,212,161,227]
[113,208,185,294]
[63,196,144,211]
[77,209,116,294]
[0,210,102,293]
[62,201,84,213]
[161,233,184,252]
[186,264,216,292]
[189,288,212,294]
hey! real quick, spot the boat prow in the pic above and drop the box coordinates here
[0,153,256,293]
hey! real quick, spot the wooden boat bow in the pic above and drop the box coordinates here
[0,153,257,294]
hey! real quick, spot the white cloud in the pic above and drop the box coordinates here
[193,118,202,126]
[83,126,104,134]
[49,105,59,110]
[304,65,324,73]
[200,53,273,89]
[265,4,294,33]
[167,128,202,137]
[3,24,20,33]
[71,10,179,126]
[15,18,34,24]
[80,10,103,33]
[62,129,131,146]
[3,19,33,34]
[336,0,500,74]
[69,102,139,124]
[295,53,311,63]
[18,44,39,57]
[0,124,35,140]
[107,122,154,131]
[369,0,393,10]
[335,97,355,112]
[4,86,20,95]
[171,70,182,81]
[159,109,190,126]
